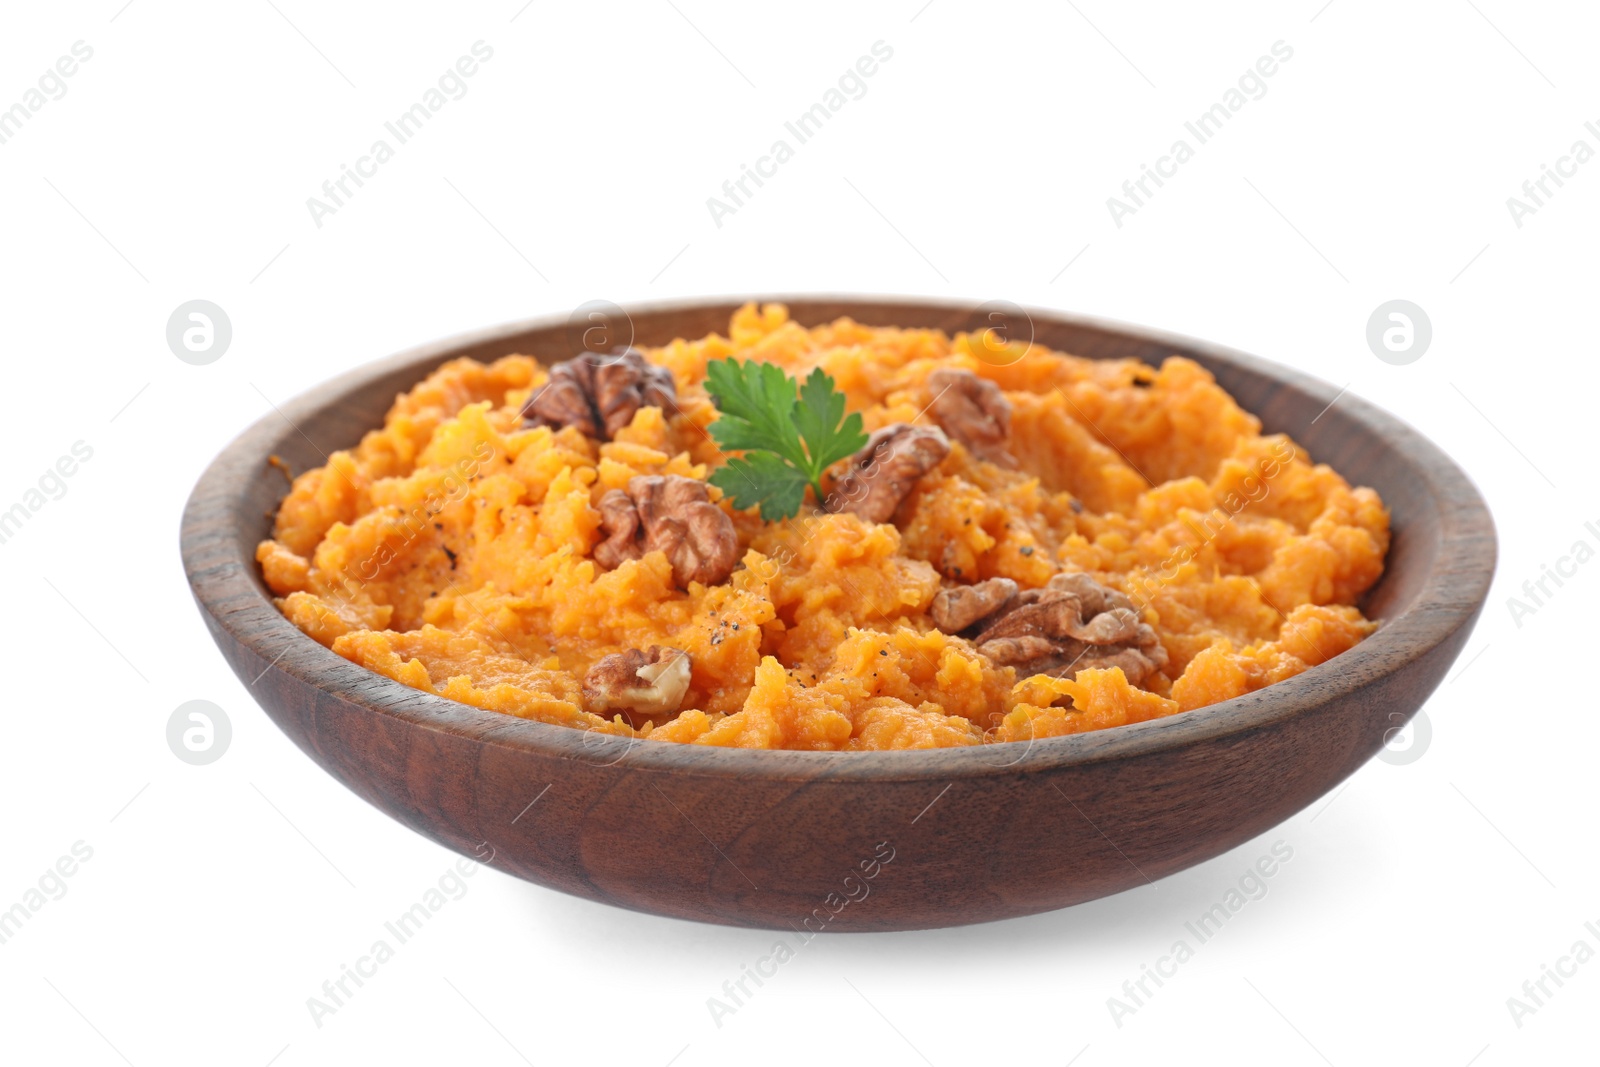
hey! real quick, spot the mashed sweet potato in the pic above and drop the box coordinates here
[257,304,1388,750]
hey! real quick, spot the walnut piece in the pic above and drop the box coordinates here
[583,646,692,723]
[592,474,739,588]
[592,489,643,569]
[927,368,1017,467]
[827,424,951,525]
[522,347,677,441]
[952,571,1168,685]
[929,577,1018,633]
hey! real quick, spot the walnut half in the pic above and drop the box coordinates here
[929,577,1018,633]
[827,423,951,525]
[522,347,677,441]
[927,368,1017,468]
[938,572,1168,686]
[593,474,740,588]
[583,646,692,724]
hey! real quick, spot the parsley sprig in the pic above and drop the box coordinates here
[704,358,868,521]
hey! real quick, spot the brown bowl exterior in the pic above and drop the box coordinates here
[180,297,1495,931]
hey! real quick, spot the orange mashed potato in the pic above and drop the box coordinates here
[258,304,1388,750]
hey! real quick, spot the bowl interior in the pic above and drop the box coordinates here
[190,296,1493,774]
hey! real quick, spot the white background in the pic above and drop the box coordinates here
[1,1,1594,1064]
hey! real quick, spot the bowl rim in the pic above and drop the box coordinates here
[182,293,1497,784]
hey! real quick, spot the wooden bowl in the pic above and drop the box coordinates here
[181,297,1495,931]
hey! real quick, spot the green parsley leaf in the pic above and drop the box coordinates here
[703,359,805,464]
[712,452,809,521]
[794,367,867,474]
[704,358,869,521]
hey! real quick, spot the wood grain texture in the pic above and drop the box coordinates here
[180,296,1496,931]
